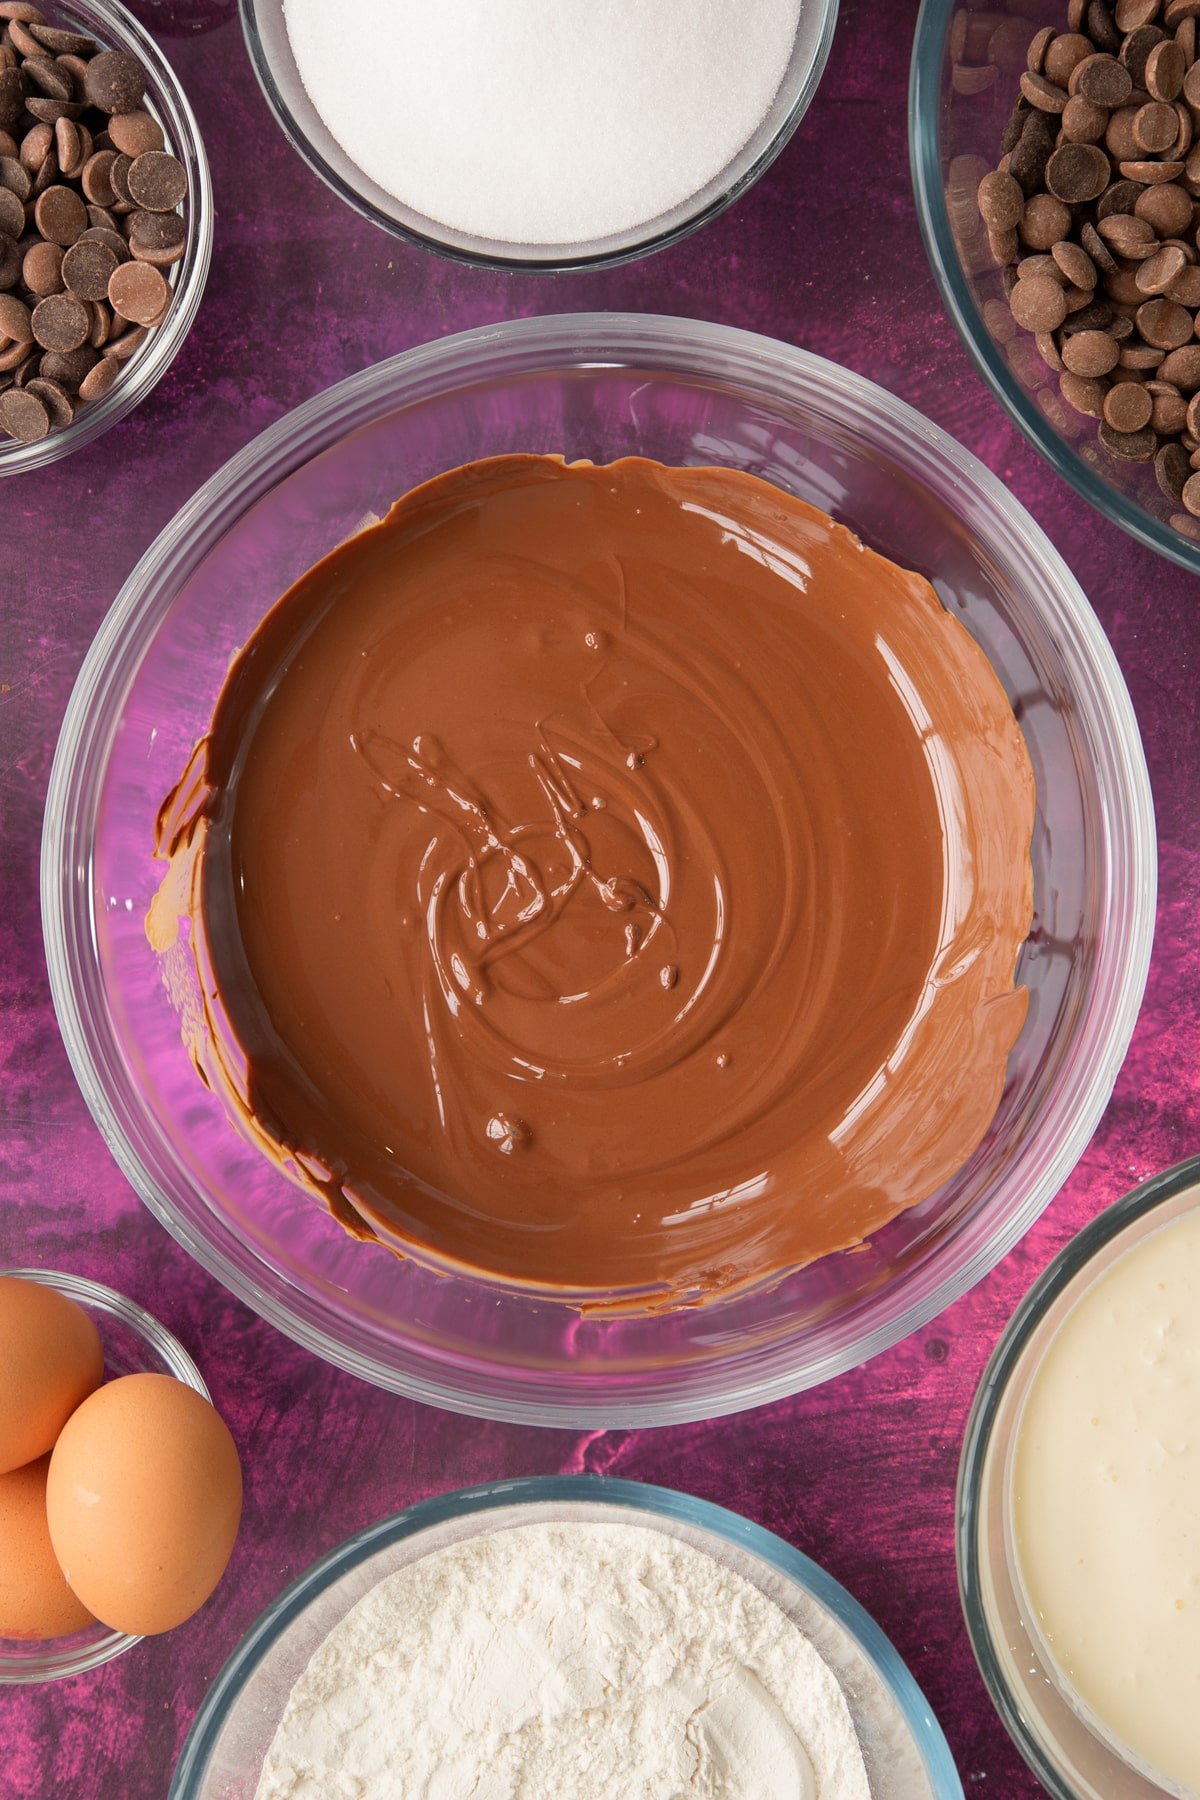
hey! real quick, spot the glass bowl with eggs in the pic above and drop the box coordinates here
[42,313,1155,1427]
[0,1268,217,1683]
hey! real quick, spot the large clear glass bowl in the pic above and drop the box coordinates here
[170,1476,963,1799]
[0,1268,208,1684]
[41,313,1156,1426]
[910,0,1200,574]
[239,0,838,271]
[957,1153,1200,1799]
[0,0,212,478]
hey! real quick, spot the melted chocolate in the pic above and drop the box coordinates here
[152,456,1035,1304]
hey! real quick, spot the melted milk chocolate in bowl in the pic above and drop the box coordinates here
[151,456,1035,1307]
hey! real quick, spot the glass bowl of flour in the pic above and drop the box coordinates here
[238,0,839,270]
[169,1476,962,1798]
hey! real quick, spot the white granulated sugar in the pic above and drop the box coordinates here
[283,1,805,245]
[255,1520,870,1799]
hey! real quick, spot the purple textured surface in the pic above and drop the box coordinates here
[0,0,1197,1793]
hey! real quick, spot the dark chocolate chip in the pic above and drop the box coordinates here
[26,22,94,55]
[37,341,94,387]
[1088,0,1123,53]
[21,54,71,101]
[1098,417,1158,455]
[1076,51,1135,104]
[23,370,70,423]
[0,67,24,132]
[1119,22,1167,85]
[127,206,183,265]
[0,229,21,289]
[60,233,114,300]
[1156,438,1192,496]
[125,150,185,212]
[1046,142,1112,200]
[0,381,47,438]
[24,97,83,123]
[30,287,86,349]
[0,153,31,201]
[0,181,21,236]
[82,48,143,114]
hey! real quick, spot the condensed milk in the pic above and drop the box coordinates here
[151,455,1035,1306]
[1014,1199,1200,1793]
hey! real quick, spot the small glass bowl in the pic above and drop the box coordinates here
[0,1267,208,1684]
[170,1475,963,1798]
[0,0,212,478]
[910,0,1200,575]
[957,1153,1200,1799]
[238,0,839,271]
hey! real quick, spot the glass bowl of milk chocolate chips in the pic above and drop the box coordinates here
[0,0,211,471]
[43,314,1155,1426]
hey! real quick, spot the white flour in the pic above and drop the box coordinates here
[255,1521,871,1799]
[283,0,804,245]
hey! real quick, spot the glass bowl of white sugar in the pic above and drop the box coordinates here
[170,1476,961,1799]
[238,0,839,270]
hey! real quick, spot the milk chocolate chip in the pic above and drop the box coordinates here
[107,256,166,324]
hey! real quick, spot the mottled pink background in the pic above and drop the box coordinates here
[2,0,1198,1793]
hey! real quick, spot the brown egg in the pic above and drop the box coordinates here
[0,1455,94,1640]
[0,1276,104,1474]
[46,1373,242,1637]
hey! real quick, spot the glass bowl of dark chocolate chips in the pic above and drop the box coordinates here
[0,0,211,472]
[912,0,1200,573]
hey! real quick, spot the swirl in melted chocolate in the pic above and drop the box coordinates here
[152,456,1035,1305]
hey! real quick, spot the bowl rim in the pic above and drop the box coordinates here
[955,1151,1200,1799]
[0,0,213,478]
[0,1265,209,1684]
[168,1473,964,1798]
[237,0,840,272]
[40,312,1157,1426]
[908,0,1200,578]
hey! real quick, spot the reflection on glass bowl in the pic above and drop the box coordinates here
[42,314,1155,1427]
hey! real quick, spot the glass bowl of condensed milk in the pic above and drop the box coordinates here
[959,1151,1200,1800]
[42,314,1155,1427]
